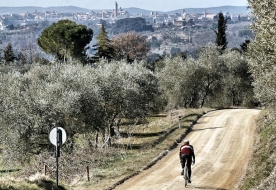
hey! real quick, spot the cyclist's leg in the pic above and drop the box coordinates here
[187,156,192,181]
[181,155,188,167]
[180,155,187,175]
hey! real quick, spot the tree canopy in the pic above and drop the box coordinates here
[110,32,150,62]
[247,0,276,112]
[37,19,93,63]
[92,24,114,61]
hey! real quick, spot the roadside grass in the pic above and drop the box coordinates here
[239,110,276,190]
[0,108,211,190]
[0,176,67,190]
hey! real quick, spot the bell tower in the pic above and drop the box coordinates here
[114,1,118,18]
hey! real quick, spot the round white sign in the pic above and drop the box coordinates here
[49,127,67,146]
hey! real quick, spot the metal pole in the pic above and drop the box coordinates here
[56,127,59,187]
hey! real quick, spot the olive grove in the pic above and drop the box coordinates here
[0,60,159,165]
[156,44,254,109]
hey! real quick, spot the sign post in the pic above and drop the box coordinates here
[49,127,67,187]
[179,116,182,128]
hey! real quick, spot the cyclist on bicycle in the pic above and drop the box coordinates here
[179,139,195,183]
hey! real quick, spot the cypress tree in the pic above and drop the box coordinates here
[214,12,228,52]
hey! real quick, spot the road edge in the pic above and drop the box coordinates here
[106,109,216,190]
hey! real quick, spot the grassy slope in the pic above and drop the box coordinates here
[238,110,276,190]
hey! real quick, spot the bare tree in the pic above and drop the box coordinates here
[110,32,150,62]
[21,43,40,64]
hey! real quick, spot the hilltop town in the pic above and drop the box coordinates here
[0,2,251,61]
[0,2,249,31]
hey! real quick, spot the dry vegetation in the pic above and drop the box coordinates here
[0,108,212,190]
[238,111,276,190]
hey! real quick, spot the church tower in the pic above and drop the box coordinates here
[114,2,118,18]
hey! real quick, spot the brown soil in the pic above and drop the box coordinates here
[114,109,260,190]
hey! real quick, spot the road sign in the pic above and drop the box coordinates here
[49,127,67,146]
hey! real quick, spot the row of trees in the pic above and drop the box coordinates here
[156,44,254,109]
[0,42,50,65]
[0,20,150,66]
[36,20,150,64]
[0,61,159,164]
[0,44,255,164]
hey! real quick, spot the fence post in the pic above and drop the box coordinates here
[44,164,47,175]
[86,166,90,181]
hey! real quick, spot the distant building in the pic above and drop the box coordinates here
[0,20,3,30]
[114,2,118,18]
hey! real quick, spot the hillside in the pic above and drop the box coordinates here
[0,6,93,14]
[0,5,248,15]
[166,6,250,14]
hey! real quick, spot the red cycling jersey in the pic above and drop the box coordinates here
[180,145,194,156]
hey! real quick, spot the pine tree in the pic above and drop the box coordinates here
[37,19,93,63]
[92,24,114,61]
[240,39,251,53]
[4,43,16,63]
[18,51,27,65]
[214,12,228,52]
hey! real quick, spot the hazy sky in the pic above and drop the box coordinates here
[0,0,248,12]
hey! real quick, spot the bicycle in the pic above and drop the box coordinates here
[182,158,194,187]
[183,158,189,187]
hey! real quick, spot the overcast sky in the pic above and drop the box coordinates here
[0,0,248,12]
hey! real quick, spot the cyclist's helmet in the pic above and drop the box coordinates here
[184,139,189,144]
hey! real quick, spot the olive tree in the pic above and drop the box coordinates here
[156,45,222,109]
[247,0,276,111]
[195,44,223,107]
[92,60,159,146]
[0,64,87,164]
[220,50,254,107]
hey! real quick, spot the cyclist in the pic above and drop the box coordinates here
[179,139,195,183]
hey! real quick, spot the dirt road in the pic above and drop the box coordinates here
[114,109,260,190]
